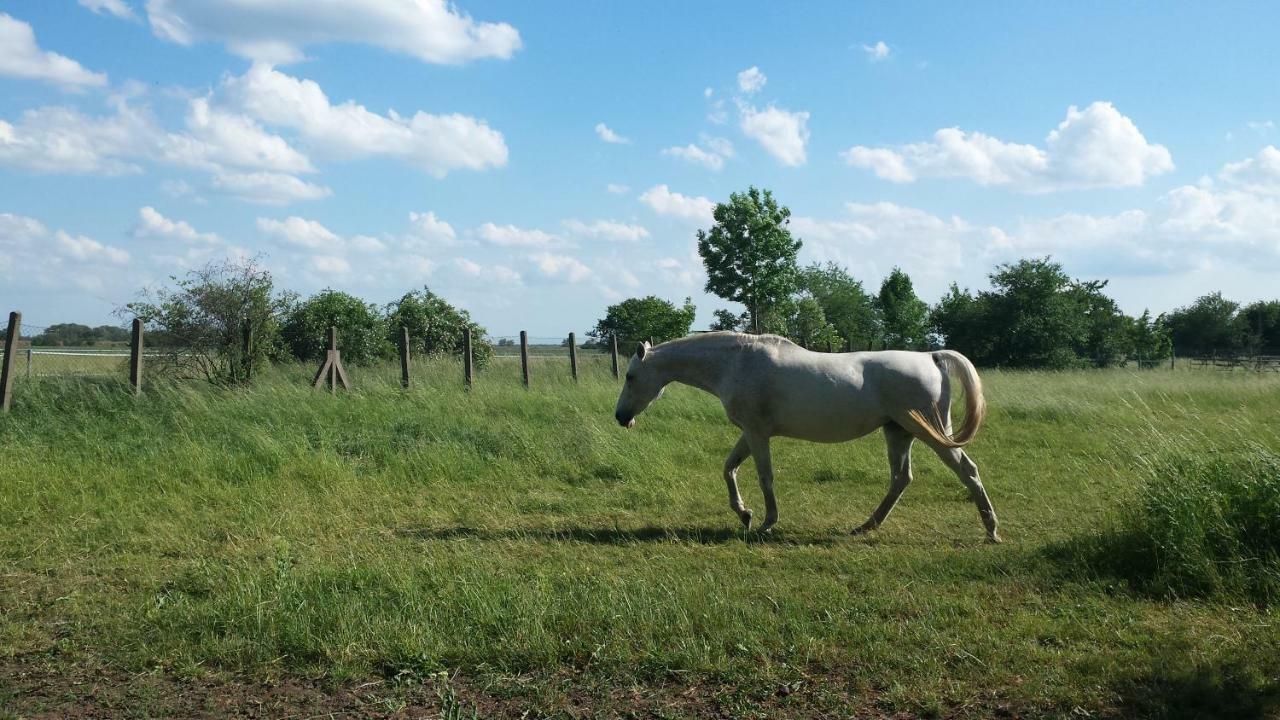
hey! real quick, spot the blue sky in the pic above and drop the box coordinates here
[3,1,1280,336]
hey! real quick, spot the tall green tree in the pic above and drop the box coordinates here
[876,267,930,350]
[282,289,389,365]
[1235,300,1280,352]
[1165,292,1244,355]
[1071,280,1133,367]
[1130,310,1173,363]
[787,295,841,349]
[980,258,1087,368]
[798,262,880,349]
[697,186,802,334]
[590,296,696,349]
[930,283,992,360]
[386,288,493,367]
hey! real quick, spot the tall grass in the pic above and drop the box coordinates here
[2,361,1279,716]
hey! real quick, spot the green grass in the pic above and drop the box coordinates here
[2,358,1279,717]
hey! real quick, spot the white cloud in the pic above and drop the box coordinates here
[530,252,591,282]
[55,230,129,264]
[663,142,725,171]
[79,0,136,20]
[160,97,314,175]
[453,257,521,284]
[841,101,1174,192]
[861,41,891,62]
[305,254,350,275]
[562,219,649,242]
[349,234,385,252]
[737,66,767,94]
[212,171,331,205]
[257,216,342,251]
[0,103,151,175]
[606,183,630,194]
[639,184,715,225]
[656,256,697,286]
[134,206,220,243]
[223,63,507,177]
[0,212,47,244]
[476,222,558,247]
[0,13,108,90]
[1217,145,1280,195]
[740,104,810,166]
[406,210,458,246]
[145,0,521,65]
[595,122,629,144]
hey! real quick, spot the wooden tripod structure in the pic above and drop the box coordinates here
[312,326,351,392]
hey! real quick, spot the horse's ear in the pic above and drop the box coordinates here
[636,342,648,360]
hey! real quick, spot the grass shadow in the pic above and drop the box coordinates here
[1111,656,1280,719]
[395,524,842,547]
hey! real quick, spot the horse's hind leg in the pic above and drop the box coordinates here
[931,446,1000,543]
[745,433,778,533]
[723,434,754,529]
[853,423,914,535]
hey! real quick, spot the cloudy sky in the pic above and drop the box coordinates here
[3,2,1280,335]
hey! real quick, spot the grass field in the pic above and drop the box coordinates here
[1,357,1278,718]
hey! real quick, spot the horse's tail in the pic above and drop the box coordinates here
[906,350,986,449]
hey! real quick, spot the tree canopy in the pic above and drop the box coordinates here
[282,289,389,365]
[590,296,696,350]
[697,186,801,333]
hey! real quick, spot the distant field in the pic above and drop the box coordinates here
[1,360,1277,718]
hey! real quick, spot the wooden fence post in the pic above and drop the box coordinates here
[312,326,351,392]
[399,326,411,389]
[26,348,32,379]
[1170,346,1176,371]
[463,327,474,389]
[519,330,530,388]
[241,317,253,383]
[568,332,578,382]
[610,335,620,379]
[1,311,20,413]
[129,317,143,395]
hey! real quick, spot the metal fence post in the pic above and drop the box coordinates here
[129,317,143,394]
[568,332,578,382]
[519,330,530,388]
[1,311,21,413]
[26,347,32,379]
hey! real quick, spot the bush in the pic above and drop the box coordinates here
[385,288,493,368]
[1060,446,1280,605]
[282,290,389,365]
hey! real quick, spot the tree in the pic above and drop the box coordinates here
[930,283,992,361]
[980,258,1087,368]
[30,323,129,346]
[282,289,389,365]
[798,262,880,349]
[787,296,841,349]
[590,296,697,350]
[125,257,290,383]
[1130,310,1173,363]
[709,309,746,332]
[385,288,493,367]
[1165,293,1244,355]
[1235,300,1280,352]
[697,186,802,333]
[1071,280,1133,367]
[876,267,930,350]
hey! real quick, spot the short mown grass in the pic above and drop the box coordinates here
[1,358,1278,717]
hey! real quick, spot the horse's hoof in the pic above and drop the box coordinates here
[738,509,753,531]
[986,532,1002,544]
[756,520,777,534]
[851,523,875,536]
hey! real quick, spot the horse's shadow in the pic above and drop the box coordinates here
[394,524,842,547]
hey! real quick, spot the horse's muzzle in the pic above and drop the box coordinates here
[616,412,635,429]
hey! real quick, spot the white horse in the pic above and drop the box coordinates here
[614,332,999,542]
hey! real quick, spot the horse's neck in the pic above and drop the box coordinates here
[652,343,727,396]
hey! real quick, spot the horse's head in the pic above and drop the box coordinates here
[614,341,664,429]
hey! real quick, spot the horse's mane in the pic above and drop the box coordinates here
[657,331,797,351]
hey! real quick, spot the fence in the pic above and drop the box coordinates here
[4,307,1278,415]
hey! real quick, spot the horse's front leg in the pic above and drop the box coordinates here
[746,433,778,532]
[723,434,754,530]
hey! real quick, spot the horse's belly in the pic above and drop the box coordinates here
[773,405,885,443]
